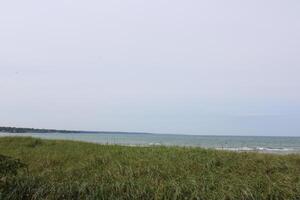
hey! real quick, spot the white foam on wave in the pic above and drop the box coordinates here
[148,142,162,146]
[217,146,295,153]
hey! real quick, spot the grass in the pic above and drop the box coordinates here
[0,137,300,200]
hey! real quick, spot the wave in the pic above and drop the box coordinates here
[216,146,295,153]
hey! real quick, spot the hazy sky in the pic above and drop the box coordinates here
[1,0,300,136]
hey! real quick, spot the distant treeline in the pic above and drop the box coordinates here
[0,126,83,133]
[0,126,150,135]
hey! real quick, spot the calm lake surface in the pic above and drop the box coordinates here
[1,132,300,154]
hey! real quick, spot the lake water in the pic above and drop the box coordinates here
[1,132,300,154]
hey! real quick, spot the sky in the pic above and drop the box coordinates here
[0,0,300,136]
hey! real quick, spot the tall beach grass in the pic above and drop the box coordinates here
[0,137,299,200]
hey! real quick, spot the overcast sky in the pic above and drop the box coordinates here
[1,0,300,136]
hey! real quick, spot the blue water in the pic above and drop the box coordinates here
[1,132,300,153]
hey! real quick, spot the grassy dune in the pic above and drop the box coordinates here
[0,137,300,200]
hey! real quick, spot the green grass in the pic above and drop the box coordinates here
[0,137,300,200]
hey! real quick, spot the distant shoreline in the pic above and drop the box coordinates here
[0,126,152,135]
[1,126,300,138]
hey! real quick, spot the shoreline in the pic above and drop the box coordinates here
[1,133,299,154]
